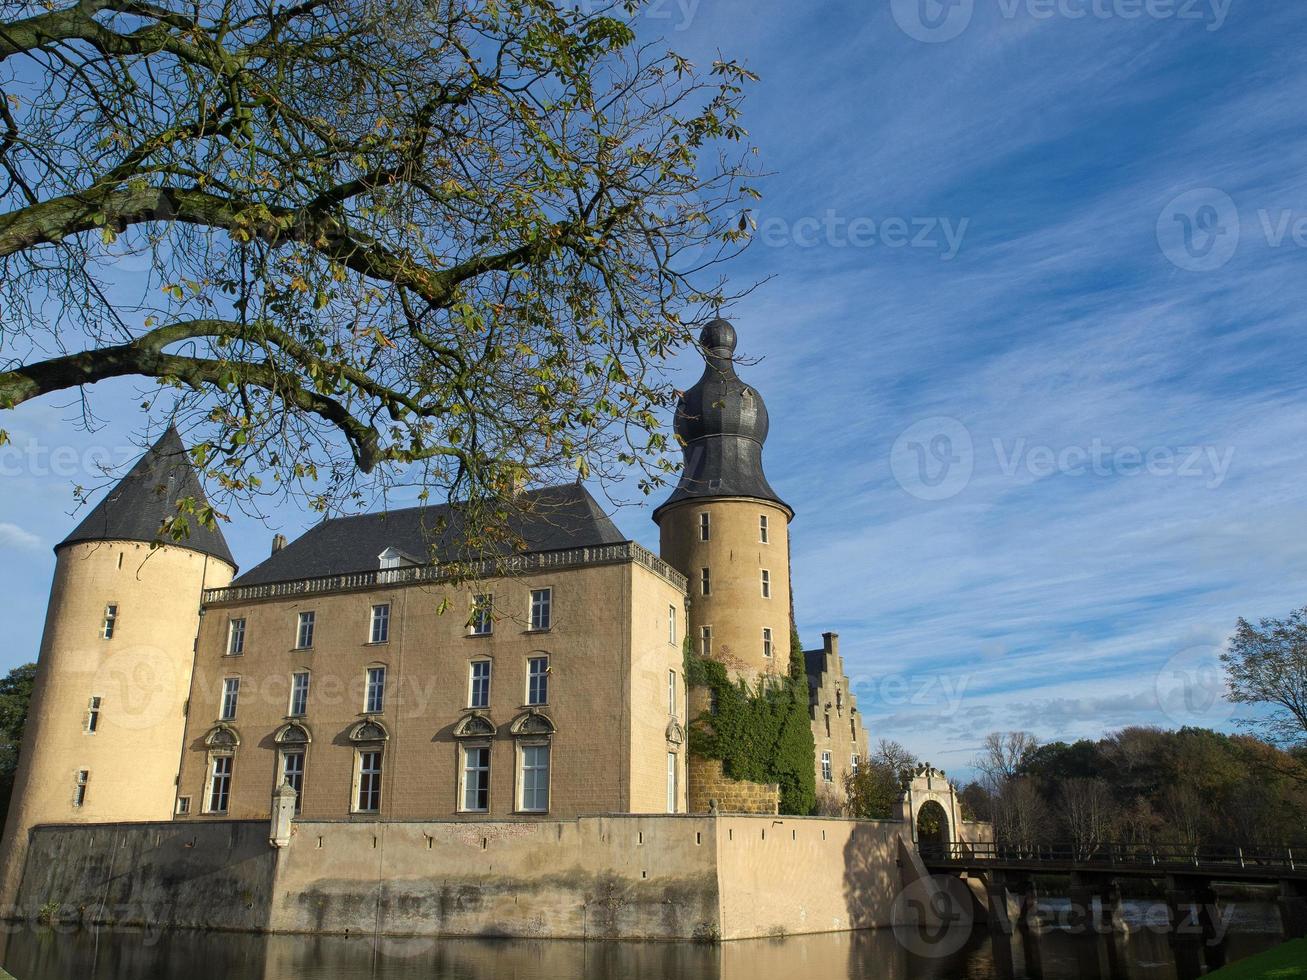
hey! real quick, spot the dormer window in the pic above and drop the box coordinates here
[378,547,411,570]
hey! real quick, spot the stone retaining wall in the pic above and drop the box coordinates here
[688,758,780,815]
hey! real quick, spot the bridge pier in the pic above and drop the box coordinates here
[1280,878,1307,939]
[1165,875,1226,974]
[1068,871,1127,935]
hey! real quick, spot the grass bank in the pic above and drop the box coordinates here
[1206,939,1306,980]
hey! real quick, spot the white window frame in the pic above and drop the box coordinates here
[759,514,769,543]
[296,610,315,649]
[851,754,860,776]
[176,796,191,816]
[460,743,491,813]
[280,750,305,813]
[698,512,710,541]
[517,742,550,813]
[73,769,89,808]
[369,604,390,644]
[761,569,772,598]
[470,594,493,636]
[762,627,773,659]
[529,588,552,631]
[220,677,240,721]
[227,618,245,655]
[206,755,233,813]
[527,656,549,706]
[289,671,310,717]
[821,751,832,783]
[700,625,712,658]
[364,666,386,714]
[700,567,710,596]
[85,696,102,734]
[668,669,677,717]
[667,753,678,813]
[354,750,382,813]
[469,660,492,709]
[667,605,676,645]
[101,603,117,640]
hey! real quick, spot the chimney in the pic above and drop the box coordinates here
[271,533,287,555]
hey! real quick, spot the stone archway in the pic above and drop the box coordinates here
[898,765,965,854]
[916,799,950,858]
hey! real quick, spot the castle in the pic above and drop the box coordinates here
[0,319,875,914]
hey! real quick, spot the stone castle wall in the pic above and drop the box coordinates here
[10,814,917,941]
[688,758,780,815]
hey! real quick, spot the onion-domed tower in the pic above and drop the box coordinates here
[655,319,793,683]
[0,426,235,904]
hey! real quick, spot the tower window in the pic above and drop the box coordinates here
[700,625,712,658]
[700,567,711,596]
[220,677,240,720]
[667,605,676,645]
[73,769,89,808]
[296,611,315,649]
[760,515,769,543]
[698,513,710,541]
[762,627,773,659]
[469,660,492,708]
[530,589,552,631]
[851,754,861,776]
[289,671,310,717]
[85,696,102,734]
[369,604,390,644]
[470,594,493,636]
[355,751,382,812]
[821,751,832,783]
[527,656,549,706]
[227,618,245,655]
[761,570,772,598]
[101,604,117,640]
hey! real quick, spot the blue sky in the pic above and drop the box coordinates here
[3,1,1306,776]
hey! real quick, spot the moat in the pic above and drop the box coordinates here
[0,900,1286,980]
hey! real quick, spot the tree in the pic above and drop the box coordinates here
[973,731,1038,792]
[1058,777,1116,859]
[0,663,36,824]
[1222,609,1307,747]
[844,740,918,820]
[0,0,759,541]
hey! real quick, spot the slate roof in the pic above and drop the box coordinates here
[654,319,791,521]
[59,425,237,568]
[233,483,627,586]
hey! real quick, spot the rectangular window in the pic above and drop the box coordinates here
[220,677,240,721]
[527,657,549,706]
[462,746,490,812]
[365,666,386,714]
[667,605,676,645]
[760,514,769,543]
[296,611,315,649]
[469,660,491,708]
[73,769,89,808]
[762,627,773,659]
[851,754,860,776]
[281,751,305,812]
[668,669,677,716]
[667,753,678,813]
[529,589,552,631]
[520,744,550,812]
[700,625,712,658]
[700,567,711,596]
[708,688,720,715]
[470,594,493,636]
[370,604,390,644]
[101,604,117,640]
[208,756,233,813]
[821,751,832,783]
[289,671,310,717]
[85,696,102,734]
[698,513,710,541]
[761,569,771,598]
[356,751,382,812]
[176,796,191,816]
[227,618,246,655]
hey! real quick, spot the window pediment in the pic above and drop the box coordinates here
[453,712,497,738]
[348,719,390,744]
[203,723,240,751]
[665,719,685,746]
[509,709,555,737]
[274,722,312,745]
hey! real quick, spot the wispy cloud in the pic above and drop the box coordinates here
[0,523,42,552]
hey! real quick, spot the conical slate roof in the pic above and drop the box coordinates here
[58,425,237,567]
[654,319,791,522]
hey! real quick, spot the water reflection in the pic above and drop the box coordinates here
[0,904,1284,980]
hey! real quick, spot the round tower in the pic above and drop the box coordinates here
[655,319,794,683]
[0,427,235,905]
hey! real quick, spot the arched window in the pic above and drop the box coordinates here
[347,720,388,814]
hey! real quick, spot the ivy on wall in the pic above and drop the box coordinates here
[684,626,818,815]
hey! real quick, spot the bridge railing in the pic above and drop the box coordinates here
[936,841,1298,872]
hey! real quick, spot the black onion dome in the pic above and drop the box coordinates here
[654,319,791,522]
